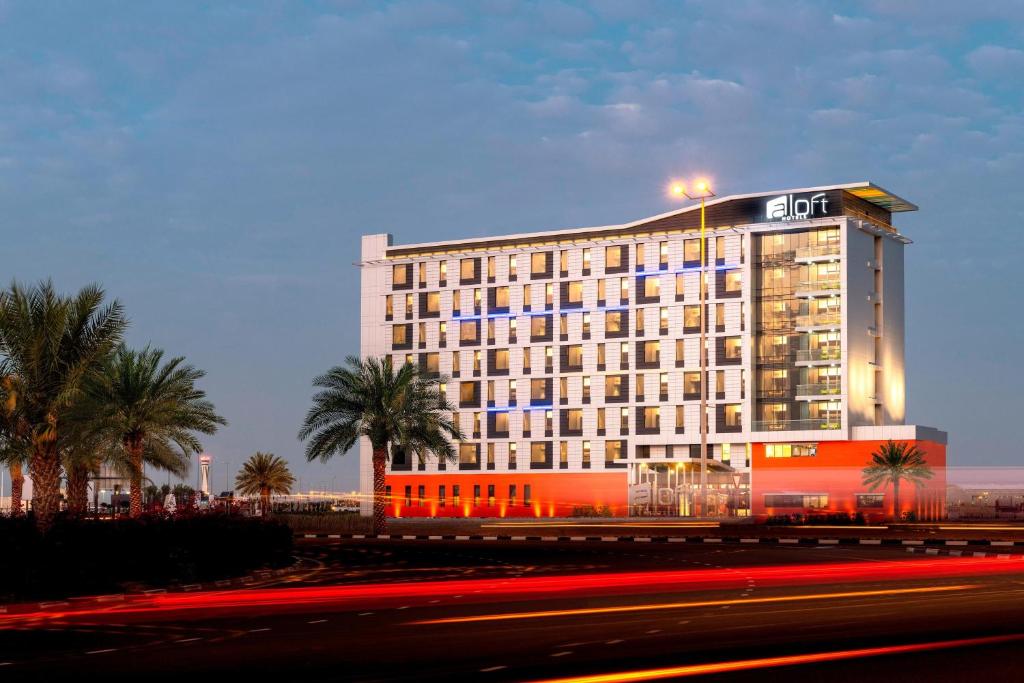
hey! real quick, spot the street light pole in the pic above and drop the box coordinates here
[670,178,715,518]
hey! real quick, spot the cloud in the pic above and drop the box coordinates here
[966,44,1024,78]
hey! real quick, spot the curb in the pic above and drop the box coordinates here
[298,532,1024,548]
[906,546,1024,559]
[0,566,296,617]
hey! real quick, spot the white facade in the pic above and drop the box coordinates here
[358,182,932,516]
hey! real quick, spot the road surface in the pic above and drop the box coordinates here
[3,539,1024,681]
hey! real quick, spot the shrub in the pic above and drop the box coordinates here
[0,512,293,601]
[571,505,613,518]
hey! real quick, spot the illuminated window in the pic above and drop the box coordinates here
[566,344,583,369]
[509,442,517,468]
[495,286,509,308]
[393,263,409,285]
[597,343,606,366]
[531,378,548,401]
[494,348,509,370]
[582,312,591,335]
[531,315,547,337]
[597,407,606,430]
[643,276,660,298]
[675,406,685,429]
[582,440,591,466]
[508,254,517,278]
[439,321,447,345]
[636,242,646,266]
[606,310,624,333]
[582,375,591,400]
[725,270,742,293]
[684,239,700,263]
[385,295,393,317]
[765,443,818,458]
[723,403,742,427]
[494,412,508,433]
[567,409,583,431]
[460,320,478,341]
[522,347,531,369]
[684,305,700,329]
[723,336,742,360]
[659,241,668,266]
[605,375,623,398]
[459,381,477,403]
[460,258,476,280]
[560,250,569,273]
[545,283,553,305]
[531,252,548,274]
[606,245,623,269]
[459,443,478,465]
[487,256,495,278]
[392,325,408,344]
[642,406,659,430]
[635,308,645,333]
[620,277,629,299]
[642,340,660,363]
[426,291,440,313]
[568,280,584,303]
[473,350,481,372]
[605,440,623,463]
[597,278,606,301]
[856,494,884,508]
[418,262,427,285]
[531,442,548,463]
[675,273,685,297]
[583,248,591,271]
[439,261,448,281]
[424,352,439,374]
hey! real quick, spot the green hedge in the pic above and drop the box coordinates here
[0,513,293,601]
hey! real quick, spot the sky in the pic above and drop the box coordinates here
[1,0,1022,493]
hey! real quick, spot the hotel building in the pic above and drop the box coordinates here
[359,182,947,520]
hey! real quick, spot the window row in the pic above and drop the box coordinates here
[390,236,745,289]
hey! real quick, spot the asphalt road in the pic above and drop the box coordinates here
[4,540,1024,681]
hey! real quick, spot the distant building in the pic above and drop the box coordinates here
[359,182,946,519]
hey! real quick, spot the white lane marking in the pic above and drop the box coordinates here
[480,665,507,672]
[176,638,202,643]
[606,639,623,645]
[308,619,327,624]
[358,612,374,616]
[646,629,661,634]
[551,651,573,657]
[249,628,272,632]
[86,649,117,655]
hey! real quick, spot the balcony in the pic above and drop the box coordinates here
[796,383,842,397]
[752,418,842,432]
[796,277,841,295]
[796,312,841,330]
[795,347,841,364]
[795,244,840,261]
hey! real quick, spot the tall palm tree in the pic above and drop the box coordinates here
[298,356,463,534]
[235,451,295,516]
[862,440,934,521]
[0,281,127,530]
[74,344,226,517]
[0,374,29,516]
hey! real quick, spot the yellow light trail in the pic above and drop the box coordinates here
[939,526,1024,531]
[525,633,1024,683]
[409,584,975,625]
[479,522,720,528]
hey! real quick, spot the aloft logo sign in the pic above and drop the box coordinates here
[766,192,829,221]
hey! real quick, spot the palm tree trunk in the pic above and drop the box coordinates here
[9,462,24,516]
[261,487,270,517]
[30,440,61,532]
[66,462,89,516]
[892,479,901,522]
[372,446,387,535]
[127,435,144,518]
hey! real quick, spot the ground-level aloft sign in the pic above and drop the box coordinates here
[766,192,830,221]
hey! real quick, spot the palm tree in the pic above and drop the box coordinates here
[0,374,29,516]
[235,452,295,516]
[0,281,127,530]
[862,440,934,521]
[74,344,226,517]
[298,356,463,534]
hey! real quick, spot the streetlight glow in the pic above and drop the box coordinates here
[669,182,686,198]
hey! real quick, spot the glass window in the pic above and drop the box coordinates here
[605,440,622,462]
[643,406,660,429]
[531,316,547,336]
[425,291,440,313]
[606,245,623,269]
[636,242,646,266]
[459,381,477,403]
[597,407,606,430]
[393,325,408,344]
[393,263,409,285]
[439,261,447,281]
[424,352,439,373]
[495,286,509,308]
[531,378,548,400]
[460,258,476,280]
[459,443,478,464]
[487,256,495,278]
[560,250,569,273]
[724,336,742,359]
[725,270,742,293]
[684,305,700,328]
[684,371,701,395]
[567,409,583,431]
[582,312,591,335]
[419,262,427,284]
[531,252,548,274]
[567,344,583,367]
[495,412,509,432]
[597,278,606,300]
[605,375,623,398]
[460,320,478,341]
[495,348,509,370]
[643,340,660,363]
[385,295,393,316]
[620,277,629,299]
[675,406,685,429]
[605,311,623,333]
[508,255,517,277]
[724,403,742,427]
[583,248,591,270]
[644,276,660,298]
[684,239,700,263]
[568,281,584,303]
[675,273,685,296]
[531,442,548,463]
[597,343,606,365]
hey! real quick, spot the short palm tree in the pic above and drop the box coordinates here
[862,440,933,521]
[0,281,127,530]
[235,451,295,516]
[298,356,463,534]
[75,344,226,517]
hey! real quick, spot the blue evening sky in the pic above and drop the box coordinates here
[1,1,1021,492]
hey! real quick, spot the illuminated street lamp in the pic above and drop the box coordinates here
[669,178,716,517]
